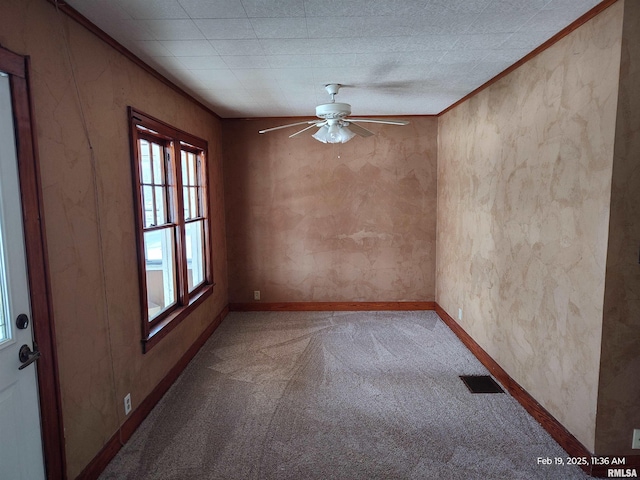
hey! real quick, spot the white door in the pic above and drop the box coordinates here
[0,72,46,479]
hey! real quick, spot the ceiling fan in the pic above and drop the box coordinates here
[258,84,409,144]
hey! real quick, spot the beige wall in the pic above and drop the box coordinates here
[597,0,640,455]
[436,2,623,452]
[0,0,227,477]
[223,117,437,303]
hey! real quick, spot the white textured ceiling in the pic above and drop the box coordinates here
[64,0,603,118]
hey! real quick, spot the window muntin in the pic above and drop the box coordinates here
[130,108,213,350]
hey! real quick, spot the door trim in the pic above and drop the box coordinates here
[0,44,66,479]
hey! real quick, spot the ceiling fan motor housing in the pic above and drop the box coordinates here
[316,102,351,119]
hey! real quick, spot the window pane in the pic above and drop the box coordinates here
[194,156,203,216]
[183,186,191,220]
[185,220,205,292]
[181,151,188,186]
[144,228,177,320]
[140,139,151,184]
[142,185,155,227]
[190,187,198,218]
[188,152,197,186]
[152,143,163,183]
[155,186,166,225]
[183,186,199,220]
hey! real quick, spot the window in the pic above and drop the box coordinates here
[129,108,213,352]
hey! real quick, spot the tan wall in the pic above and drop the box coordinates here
[436,3,623,452]
[597,0,640,455]
[223,117,437,303]
[0,0,227,477]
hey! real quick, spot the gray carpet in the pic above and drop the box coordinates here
[99,311,591,479]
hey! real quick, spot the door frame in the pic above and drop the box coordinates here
[0,44,66,479]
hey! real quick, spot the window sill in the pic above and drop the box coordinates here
[141,283,214,353]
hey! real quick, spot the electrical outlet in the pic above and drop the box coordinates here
[124,393,132,415]
[458,307,463,321]
[633,429,640,449]
[253,290,260,300]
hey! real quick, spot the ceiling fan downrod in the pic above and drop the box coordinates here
[325,83,341,103]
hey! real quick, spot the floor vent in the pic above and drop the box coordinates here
[460,375,504,394]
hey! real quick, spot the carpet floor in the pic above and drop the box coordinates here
[99,311,591,479]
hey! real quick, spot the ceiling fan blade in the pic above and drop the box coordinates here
[259,120,317,134]
[344,122,374,138]
[346,118,410,126]
[289,122,326,138]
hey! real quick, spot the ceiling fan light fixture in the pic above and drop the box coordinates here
[312,126,329,143]
[327,122,341,142]
[339,126,356,142]
[312,121,356,144]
